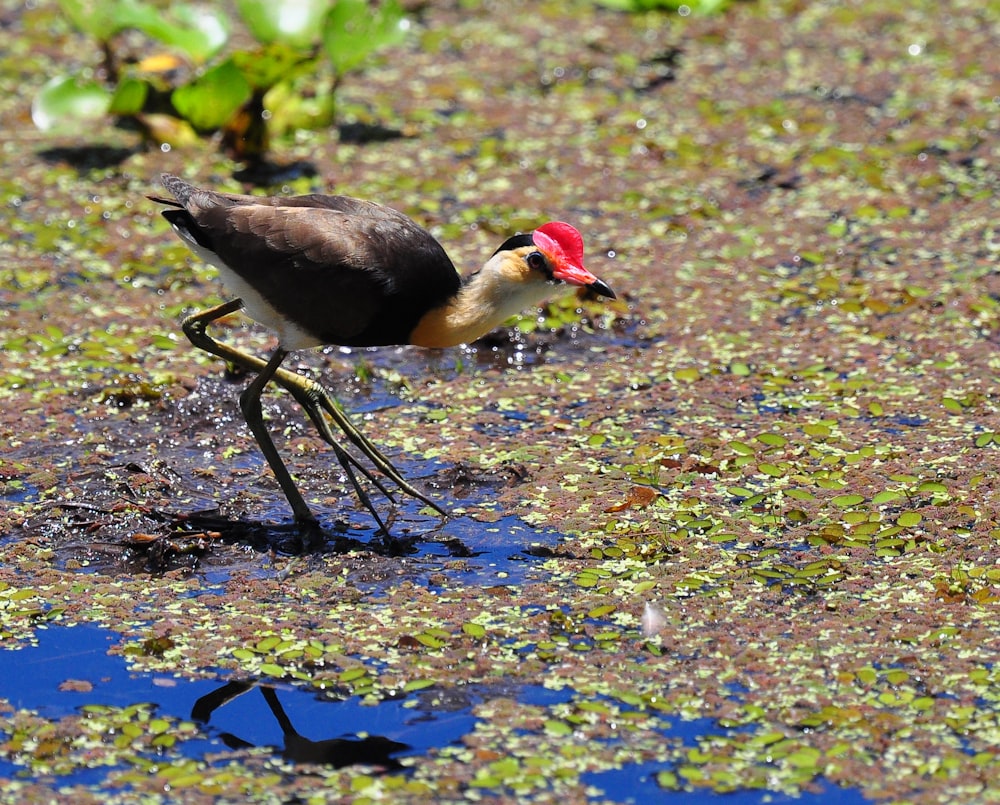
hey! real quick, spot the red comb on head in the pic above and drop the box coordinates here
[533,221,585,268]
[530,220,610,294]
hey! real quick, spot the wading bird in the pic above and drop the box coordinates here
[151,174,615,538]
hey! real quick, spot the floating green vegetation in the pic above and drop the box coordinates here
[1,701,200,778]
[33,0,409,160]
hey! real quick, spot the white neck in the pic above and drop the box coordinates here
[409,253,556,348]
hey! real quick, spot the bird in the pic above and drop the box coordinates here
[150,173,616,539]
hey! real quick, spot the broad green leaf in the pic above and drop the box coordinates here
[171,59,251,130]
[108,77,149,115]
[323,0,408,76]
[974,432,996,447]
[832,493,865,508]
[32,75,111,131]
[236,0,331,48]
[126,4,230,63]
[233,43,313,91]
[56,0,131,40]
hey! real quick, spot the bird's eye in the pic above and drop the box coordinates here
[526,252,547,271]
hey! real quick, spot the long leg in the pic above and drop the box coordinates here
[182,301,446,522]
[239,345,317,525]
[183,302,444,514]
[187,310,393,531]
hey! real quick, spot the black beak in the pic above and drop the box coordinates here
[587,277,616,300]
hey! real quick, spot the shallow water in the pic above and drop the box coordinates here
[1,624,871,802]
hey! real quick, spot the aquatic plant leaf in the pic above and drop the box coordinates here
[108,77,148,115]
[323,0,408,76]
[125,3,229,63]
[236,0,331,48]
[171,58,251,131]
[56,0,132,40]
[32,75,111,131]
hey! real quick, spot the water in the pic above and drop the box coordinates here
[0,624,871,801]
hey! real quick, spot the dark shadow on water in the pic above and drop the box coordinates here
[37,144,137,170]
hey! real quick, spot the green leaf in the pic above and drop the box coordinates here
[171,59,252,130]
[32,75,111,131]
[254,635,282,652]
[56,0,130,40]
[236,0,331,48]
[543,719,572,736]
[339,666,368,682]
[786,488,815,501]
[673,367,701,383]
[832,494,865,508]
[108,77,149,115]
[233,43,313,92]
[126,3,230,63]
[323,0,408,76]
[917,481,948,494]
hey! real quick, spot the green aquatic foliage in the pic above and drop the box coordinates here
[323,0,409,76]
[32,0,409,159]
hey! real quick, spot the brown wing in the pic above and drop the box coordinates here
[163,184,461,347]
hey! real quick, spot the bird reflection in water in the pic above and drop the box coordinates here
[191,680,408,769]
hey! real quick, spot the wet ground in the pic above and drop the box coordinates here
[1,0,998,802]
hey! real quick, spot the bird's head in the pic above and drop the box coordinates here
[492,222,616,300]
[411,222,616,348]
